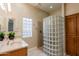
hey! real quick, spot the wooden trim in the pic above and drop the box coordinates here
[65,13,79,17]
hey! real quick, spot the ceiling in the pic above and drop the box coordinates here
[29,3,62,14]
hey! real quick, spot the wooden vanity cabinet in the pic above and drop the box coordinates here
[66,13,79,56]
[0,47,27,56]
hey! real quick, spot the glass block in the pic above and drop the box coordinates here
[43,16,64,56]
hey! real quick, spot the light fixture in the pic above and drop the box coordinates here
[50,5,53,8]
[8,3,11,12]
[0,3,6,11]
[0,3,11,12]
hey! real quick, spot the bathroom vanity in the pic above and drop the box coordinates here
[0,38,28,56]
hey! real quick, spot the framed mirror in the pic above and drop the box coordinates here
[8,18,14,32]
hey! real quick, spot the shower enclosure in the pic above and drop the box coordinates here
[43,16,65,56]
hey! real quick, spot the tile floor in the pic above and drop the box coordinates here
[28,47,47,56]
[28,47,66,56]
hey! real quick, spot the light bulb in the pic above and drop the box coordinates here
[8,3,11,12]
[50,5,53,8]
[0,3,6,10]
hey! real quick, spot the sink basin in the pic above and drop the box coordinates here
[0,39,28,54]
[9,41,22,48]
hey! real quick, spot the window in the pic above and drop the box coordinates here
[8,19,14,32]
[22,17,32,38]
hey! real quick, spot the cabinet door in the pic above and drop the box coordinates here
[65,15,76,55]
[76,14,79,55]
[66,36,76,55]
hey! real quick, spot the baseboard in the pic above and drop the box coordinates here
[28,47,37,52]
[28,46,43,52]
[38,46,43,49]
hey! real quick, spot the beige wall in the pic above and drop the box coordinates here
[50,8,62,16]
[0,3,48,48]
[65,3,79,16]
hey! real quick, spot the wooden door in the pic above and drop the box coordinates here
[65,15,76,55]
[76,14,79,55]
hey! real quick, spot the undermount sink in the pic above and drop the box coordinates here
[0,41,22,51]
[0,39,28,56]
[9,41,22,47]
[0,39,28,54]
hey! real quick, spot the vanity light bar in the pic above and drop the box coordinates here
[8,3,11,12]
[0,3,6,11]
[0,3,11,12]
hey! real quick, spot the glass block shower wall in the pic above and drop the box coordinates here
[43,16,65,56]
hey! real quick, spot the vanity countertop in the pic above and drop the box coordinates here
[0,38,28,54]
